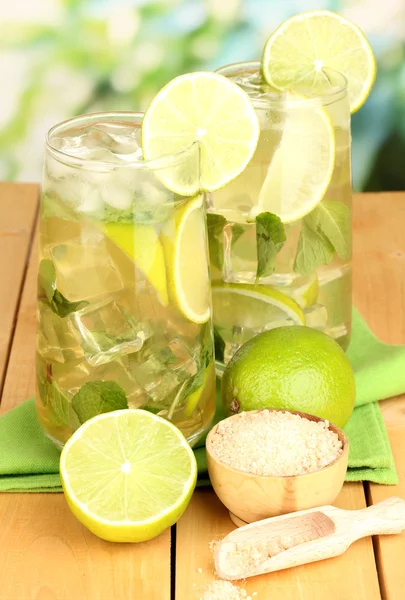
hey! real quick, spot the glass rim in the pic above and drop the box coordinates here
[216,60,349,107]
[45,111,198,171]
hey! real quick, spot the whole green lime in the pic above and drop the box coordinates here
[221,326,355,428]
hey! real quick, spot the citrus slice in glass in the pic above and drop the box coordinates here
[211,282,305,331]
[104,222,168,306]
[162,195,211,323]
[261,10,376,113]
[285,272,319,308]
[248,95,335,223]
[60,409,197,543]
[142,72,260,193]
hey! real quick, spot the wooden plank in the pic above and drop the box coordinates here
[0,229,38,414]
[177,485,381,599]
[352,191,405,600]
[0,493,170,600]
[0,187,172,600]
[0,183,38,396]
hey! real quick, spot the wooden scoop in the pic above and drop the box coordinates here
[215,496,405,580]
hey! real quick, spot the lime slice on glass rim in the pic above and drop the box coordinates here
[142,72,260,194]
[211,282,305,331]
[261,10,376,113]
[60,409,197,543]
[161,195,211,323]
[248,94,335,223]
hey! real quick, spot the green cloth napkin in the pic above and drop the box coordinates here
[0,309,401,492]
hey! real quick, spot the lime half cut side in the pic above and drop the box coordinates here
[60,409,197,543]
[142,72,260,193]
[212,283,305,332]
[261,10,376,113]
[248,96,335,224]
[162,195,211,324]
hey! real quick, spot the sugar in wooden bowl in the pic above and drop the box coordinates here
[206,409,349,525]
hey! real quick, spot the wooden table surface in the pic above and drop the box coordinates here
[0,184,404,600]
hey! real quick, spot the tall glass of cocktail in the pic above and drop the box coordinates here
[37,112,215,447]
[209,62,352,370]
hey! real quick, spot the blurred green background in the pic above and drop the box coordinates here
[1,0,404,190]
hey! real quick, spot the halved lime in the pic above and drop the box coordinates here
[212,282,305,331]
[142,72,260,193]
[262,10,376,113]
[248,96,335,223]
[104,222,168,306]
[161,195,211,323]
[60,409,197,543]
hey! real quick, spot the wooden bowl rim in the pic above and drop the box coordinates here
[206,408,349,480]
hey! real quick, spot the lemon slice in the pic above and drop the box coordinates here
[104,222,168,306]
[248,96,335,223]
[60,409,197,543]
[212,283,305,331]
[142,72,260,193]
[162,195,211,323]
[262,10,376,113]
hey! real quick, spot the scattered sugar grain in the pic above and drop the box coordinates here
[210,410,343,476]
[199,580,251,600]
[198,568,203,573]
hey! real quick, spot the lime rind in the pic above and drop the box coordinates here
[261,10,376,114]
[142,72,260,194]
[212,282,305,328]
[162,195,211,324]
[60,409,197,541]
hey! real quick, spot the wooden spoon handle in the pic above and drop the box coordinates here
[351,497,405,538]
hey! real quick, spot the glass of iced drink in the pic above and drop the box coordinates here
[37,112,215,448]
[208,62,352,370]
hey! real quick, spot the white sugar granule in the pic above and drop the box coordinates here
[210,410,343,476]
[199,580,251,600]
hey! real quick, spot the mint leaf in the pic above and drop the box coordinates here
[214,328,225,363]
[232,223,245,246]
[41,194,76,221]
[314,200,351,260]
[48,383,72,427]
[51,290,88,318]
[256,212,286,278]
[294,221,334,275]
[293,200,351,276]
[38,259,57,303]
[38,259,88,318]
[72,381,128,424]
[207,213,226,270]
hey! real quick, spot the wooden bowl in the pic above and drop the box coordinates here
[206,409,349,526]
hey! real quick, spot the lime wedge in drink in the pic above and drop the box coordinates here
[248,96,335,223]
[162,195,211,324]
[285,272,319,308]
[60,409,197,543]
[104,222,168,306]
[185,359,214,417]
[261,10,376,113]
[142,72,260,193]
[212,282,305,331]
